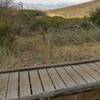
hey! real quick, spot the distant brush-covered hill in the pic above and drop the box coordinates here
[45,0,100,18]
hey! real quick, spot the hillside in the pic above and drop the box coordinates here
[45,0,100,18]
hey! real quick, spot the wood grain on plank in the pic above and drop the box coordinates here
[47,68,65,90]
[0,74,9,100]
[7,72,18,99]
[72,65,96,83]
[30,70,43,95]
[39,69,54,92]
[80,64,100,81]
[88,63,100,74]
[20,71,31,98]
[64,66,86,85]
[95,62,100,67]
[55,67,77,87]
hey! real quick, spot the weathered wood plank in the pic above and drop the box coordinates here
[88,63,100,74]
[72,65,96,83]
[30,70,43,95]
[0,74,9,100]
[95,62,100,67]
[47,68,65,90]
[1,60,100,100]
[64,66,86,85]
[20,71,31,98]
[39,69,54,92]
[55,67,77,87]
[7,72,18,99]
[80,64,100,81]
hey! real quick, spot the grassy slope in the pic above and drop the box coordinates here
[45,0,100,18]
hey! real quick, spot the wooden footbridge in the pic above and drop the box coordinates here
[1,59,100,100]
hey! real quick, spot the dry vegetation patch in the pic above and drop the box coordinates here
[0,36,100,70]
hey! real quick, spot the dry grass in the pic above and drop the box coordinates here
[0,35,100,70]
[45,0,100,18]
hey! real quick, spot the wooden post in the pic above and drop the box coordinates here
[74,94,78,100]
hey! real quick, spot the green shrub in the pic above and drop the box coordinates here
[0,23,9,46]
[0,22,15,52]
[90,8,100,25]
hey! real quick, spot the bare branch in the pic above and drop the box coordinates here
[0,0,13,8]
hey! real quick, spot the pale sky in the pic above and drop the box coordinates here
[15,0,93,4]
[14,0,93,10]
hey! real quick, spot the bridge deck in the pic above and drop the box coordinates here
[1,60,100,100]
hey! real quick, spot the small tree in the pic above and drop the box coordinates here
[90,8,100,25]
[0,0,13,9]
[0,0,14,19]
[0,0,15,53]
